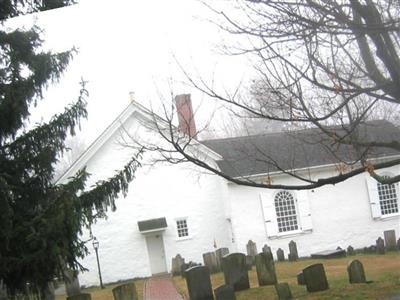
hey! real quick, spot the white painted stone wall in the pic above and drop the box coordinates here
[228,165,400,258]
[71,114,232,287]
[61,104,400,287]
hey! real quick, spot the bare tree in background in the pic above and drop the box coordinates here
[131,0,400,189]
[54,135,87,180]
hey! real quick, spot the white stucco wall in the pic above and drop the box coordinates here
[71,114,232,287]
[61,104,400,287]
[228,166,400,259]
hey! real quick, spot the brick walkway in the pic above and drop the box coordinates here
[144,275,184,300]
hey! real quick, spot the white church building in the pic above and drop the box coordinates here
[57,95,400,287]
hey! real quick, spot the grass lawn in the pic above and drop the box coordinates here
[55,279,145,300]
[173,252,400,299]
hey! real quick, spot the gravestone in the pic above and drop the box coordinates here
[221,253,250,291]
[302,263,329,292]
[311,249,346,259]
[288,240,298,261]
[112,283,138,300]
[376,237,385,254]
[185,266,214,300]
[181,263,189,278]
[64,269,81,296]
[246,240,258,258]
[216,248,229,271]
[368,245,377,253]
[245,255,253,270]
[255,252,277,286]
[262,244,272,255]
[171,254,185,276]
[203,252,219,273]
[214,284,236,300]
[397,238,400,250]
[297,272,305,285]
[347,260,366,284]
[0,280,7,300]
[384,230,397,251]
[277,248,285,262]
[43,282,55,300]
[66,294,91,300]
[347,245,355,256]
[181,261,201,278]
[274,283,293,300]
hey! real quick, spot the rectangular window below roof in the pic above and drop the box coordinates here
[378,180,399,215]
[176,219,189,238]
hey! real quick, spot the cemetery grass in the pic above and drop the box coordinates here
[55,279,144,300]
[173,252,400,299]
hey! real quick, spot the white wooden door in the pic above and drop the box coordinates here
[146,234,167,275]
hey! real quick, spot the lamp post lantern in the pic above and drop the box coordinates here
[92,237,104,289]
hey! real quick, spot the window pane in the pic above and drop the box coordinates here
[377,179,399,215]
[176,219,189,237]
[274,191,299,233]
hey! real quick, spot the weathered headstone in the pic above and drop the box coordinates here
[54,280,66,296]
[181,263,189,278]
[347,260,366,284]
[215,248,229,271]
[274,283,293,300]
[245,255,253,270]
[277,248,285,262]
[66,294,91,300]
[185,266,214,300]
[0,281,7,300]
[43,282,55,300]
[255,252,277,286]
[397,238,400,250]
[181,261,201,278]
[262,244,272,255]
[368,245,377,253]
[302,263,329,292]
[311,249,346,259]
[203,252,219,273]
[112,283,138,300]
[246,240,258,258]
[214,284,236,300]
[221,253,250,291]
[347,245,355,256]
[384,230,397,251]
[376,237,385,254]
[64,269,81,296]
[297,272,305,285]
[171,254,185,276]
[288,240,298,261]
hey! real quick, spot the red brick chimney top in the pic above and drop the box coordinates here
[174,94,197,139]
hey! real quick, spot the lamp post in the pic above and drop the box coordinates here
[92,237,104,289]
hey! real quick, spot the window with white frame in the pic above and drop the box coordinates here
[366,173,400,219]
[176,219,189,238]
[377,178,399,215]
[274,190,299,233]
[261,190,312,238]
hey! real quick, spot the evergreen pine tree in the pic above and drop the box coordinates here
[0,1,142,297]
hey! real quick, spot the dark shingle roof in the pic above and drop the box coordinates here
[202,120,400,178]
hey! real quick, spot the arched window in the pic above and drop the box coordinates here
[377,177,399,215]
[274,191,299,232]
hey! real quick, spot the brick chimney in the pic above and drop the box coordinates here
[174,94,197,138]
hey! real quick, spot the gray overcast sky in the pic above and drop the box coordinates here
[9,0,254,143]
